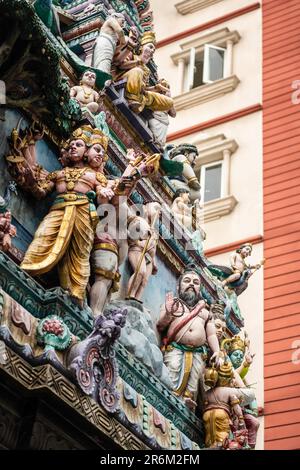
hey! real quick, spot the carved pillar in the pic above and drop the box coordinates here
[222,149,231,197]
[177,58,186,94]
[225,39,234,77]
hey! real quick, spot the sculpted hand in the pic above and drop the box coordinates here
[98,187,115,200]
[244,331,250,349]
[245,352,255,365]
[165,292,175,314]
[210,351,224,368]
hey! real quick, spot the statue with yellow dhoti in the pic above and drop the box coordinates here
[6,124,113,304]
[203,361,255,449]
[116,31,174,114]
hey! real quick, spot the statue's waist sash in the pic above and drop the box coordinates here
[50,193,98,229]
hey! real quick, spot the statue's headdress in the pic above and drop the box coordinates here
[217,360,234,386]
[140,31,156,47]
[70,125,109,151]
[221,335,246,354]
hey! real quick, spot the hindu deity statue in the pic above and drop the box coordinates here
[0,196,16,252]
[203,361,254,449]
[92,11,126,75]
[89,149,162,316]
[147,79,177,148]
[208,243,264,296]
[70,70,100,114]
[115,31,174,114]
[7,125,111,304]
[171,188,205,237]
[157,266,223,410]
[210,301,227,343]
[222,334,260,448]
[126,201,161,302]
[166,144,201,200]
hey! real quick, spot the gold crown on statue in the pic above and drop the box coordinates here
[140,31,156,46]
[217,361,234,385]
[204,366,219,388]
[71,125,109,151]
[221,336,246,354]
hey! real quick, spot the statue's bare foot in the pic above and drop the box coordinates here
[183,397,197,411]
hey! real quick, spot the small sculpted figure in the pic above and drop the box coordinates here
[203,361,254,449]
[171,188,205,239]
[167,144,200,197]
[7,124,111,303]
[70,70,100,114]
[222,333,259,449]
[116,31,174,114]
[89,149,161,316]
[126,201,161,302]
[93,11,126,75]
[148,79,176,148]
[0,197,17,252]
[208,243,264,296]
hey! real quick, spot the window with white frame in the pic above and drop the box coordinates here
[186,44,226,91]
[171,29,240,109]
[200,161,223,202]
[192,134,238,222]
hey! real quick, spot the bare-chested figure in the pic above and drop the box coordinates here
[157,267,222,408]
[203,362,255,448]
[16,126,113,303]
[92,11,126,74]
[70,70,100,114]
[127,201,161,302]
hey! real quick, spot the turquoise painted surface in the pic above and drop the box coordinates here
[0,109,61,249]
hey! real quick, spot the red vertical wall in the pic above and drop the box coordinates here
[263,0,300,450]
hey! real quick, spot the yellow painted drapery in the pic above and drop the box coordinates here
[21,195,96,300]
[122,64,174,113]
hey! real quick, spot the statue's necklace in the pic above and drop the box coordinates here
[82,85,93,99]
[65,167,88,191]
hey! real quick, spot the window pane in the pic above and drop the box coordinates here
[193,53,204,89]
[208,48,224,81]
[204,164,222,202]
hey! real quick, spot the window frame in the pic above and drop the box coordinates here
[202,43,226,84]
[200,159,224,203]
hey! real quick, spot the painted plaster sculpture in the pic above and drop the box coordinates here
[126,201,161,302]
[0,197,16,252]
[166,144,200,201]
[148,79,176,148]
[157,266,222,410]
[7,124,110,304]
[208,243,264,295]
[70,70,100,114]
[116,31,174,114]
[171,188,205,241]
[92,11,126,75]
[203,361,254,449]
[222,333,260,448]
[90,149,161,316]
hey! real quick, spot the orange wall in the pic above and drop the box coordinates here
[263,0,300,450]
